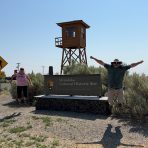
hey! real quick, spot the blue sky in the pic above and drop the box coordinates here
[0,0,148,76]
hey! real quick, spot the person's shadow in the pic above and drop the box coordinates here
[77,124,144,148]
[98,124,123,148]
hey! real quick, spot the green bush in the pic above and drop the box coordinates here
[123,73,148,119]
[9,82,17,99]
[63,62,90,75]
[28,73,44,102]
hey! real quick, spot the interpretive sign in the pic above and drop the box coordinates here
[44,74,101,96]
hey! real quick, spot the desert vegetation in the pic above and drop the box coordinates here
[9,63,148,119]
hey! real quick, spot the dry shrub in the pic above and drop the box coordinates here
[123,73,148,119]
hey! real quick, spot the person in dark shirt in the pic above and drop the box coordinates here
[11,70,18,80]
[90,56,144,109]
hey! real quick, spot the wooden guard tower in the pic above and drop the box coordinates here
[55,20,90,74]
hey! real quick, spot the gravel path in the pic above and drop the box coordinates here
[0,93,148,148]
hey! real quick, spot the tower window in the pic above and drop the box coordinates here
[81,27,85,39]
[66,27,76,38]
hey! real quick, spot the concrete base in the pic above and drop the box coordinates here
[34,95,109,114]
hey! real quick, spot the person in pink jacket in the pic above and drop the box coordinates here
[11,68,32,104]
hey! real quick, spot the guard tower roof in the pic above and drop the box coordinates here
[57,20,90,28]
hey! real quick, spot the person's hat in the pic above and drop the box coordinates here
[111,59,122,65]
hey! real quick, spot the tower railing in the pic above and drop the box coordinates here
[55,37,63,47]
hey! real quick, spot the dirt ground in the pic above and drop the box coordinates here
[0,92,148,148]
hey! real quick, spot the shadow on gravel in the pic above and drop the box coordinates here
[2,100,31,108]
[77,124,144,148]
[111,116,148,138]
[32,110,109,120]
[0,112,21,122]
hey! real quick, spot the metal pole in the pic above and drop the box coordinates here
[16,63,20,71]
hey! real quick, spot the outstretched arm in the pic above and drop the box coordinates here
[90,56,106,66]
[130,60,144,68]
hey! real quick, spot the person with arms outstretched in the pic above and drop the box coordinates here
[90,56,144,113]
